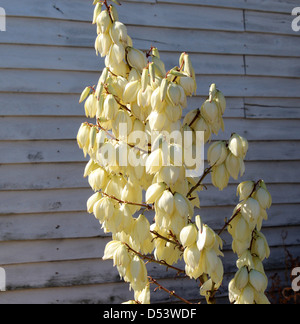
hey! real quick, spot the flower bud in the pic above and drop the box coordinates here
[193,117,211,143]
[228,133,248,159]
[146,182,166,204]
[84,159,99,178]
[157,190,175,215]
[88,167,109,191]
[93,196,115,221]
[123,80,140,104]
[239,284,255,304]
[209,83,217,101]
[146,148,166,175]
[151,87,166,112]
[215,90,226,115]
[133,214,151,244]
[112,110,133,139]
[167,83,182,106]
[130,255,148,291]
[157,166,180,187]
[180,224,198,247]
[93,2,102,25]
[160,78,169,102]
[183,54,194,78]
[236,250,254,269]
[103,240,122,260]
[234,266,249,290]
[251,232,270,261]
[110,21,128,44]
[179,75,196,96]
[249,269,268,293]
[148,111,166,131]
[113,244,131,268]
[197,224,216,251]
[87,192,101,214]
[237,181,255,201]
[241,198,261,224]
[95,32,113,57]
[211,163,230,191]
[184,243,200,270]
[207,141,228,166]
[79,87,92,104]
[174,192,190,218]
[111,42,125,64]
[253,187,272,209]
[126,47,147,72]
[109,4,119,22]
[77,123,91,150]
[103,94,119,120]
[96,10,112,34]
[225,153,243,180]
[201,100,219,125]
[152,55,166,78]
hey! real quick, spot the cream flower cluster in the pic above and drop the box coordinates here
[76,0,272,304]
[208,133,248,191]
[228,180,272,304]
[180,216,224,294]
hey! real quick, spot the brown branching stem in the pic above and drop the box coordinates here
[150,230,184,252]
[124,243,186,276]
[148,276,196,305]
[101,192,154,210]
[187,165,214,198]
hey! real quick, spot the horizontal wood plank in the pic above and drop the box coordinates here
[157,0,299,14]
[3,245,298,291]
[3,1,245,32]
[0,183,299,215]
[245,10,299,36]
[0,212,101,241]
[0,203,299,242]
[1,140,300,165]
[0,225,298,265]
[245,56,300,78]
[1,117,300,141]
[1,70,300,98]
[2,18,300,57]
[1,160,299,191]
[0,45,245,76]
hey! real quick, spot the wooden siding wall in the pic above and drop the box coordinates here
[0,0,300,304]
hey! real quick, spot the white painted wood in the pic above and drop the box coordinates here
[0,183,299,216]
[245,56,300,78]
[157,0,299,14]
[0,225,298,266]
[2,245,297,291]
[0,0,299,304]
[1,117,300,141]
[0,203,298,242]
[1,160,298,192]
[0,212,101,241]
[1,139,300,165]
[3,1,244,31]
[245,10,298,36]
[0,45,245,76]
[2,70,300,98]
[2,18,300,57]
